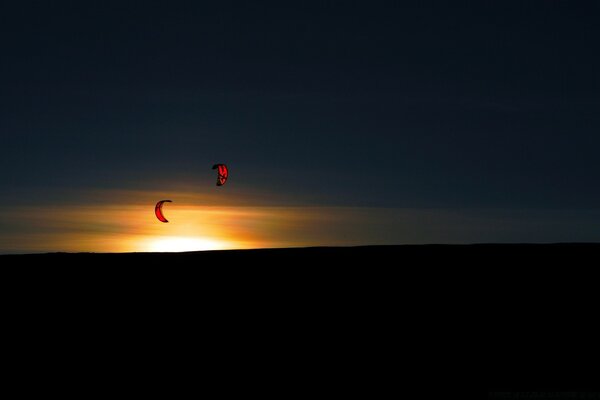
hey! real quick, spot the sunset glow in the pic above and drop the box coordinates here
[0,189,392,253]
[2,187,598,254]
[142,236,228,252]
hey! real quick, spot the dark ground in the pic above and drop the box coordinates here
[3,242,599,262]
[2,244,598,394]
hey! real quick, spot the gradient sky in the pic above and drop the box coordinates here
[1,1,599,252]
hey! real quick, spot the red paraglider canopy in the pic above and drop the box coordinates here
[212,164,228,186]
[155,200,172,223]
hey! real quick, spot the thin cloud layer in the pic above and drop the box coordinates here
[1,188,599,253]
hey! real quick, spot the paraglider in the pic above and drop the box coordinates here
[212,164,228,186]
[155,200,172,223]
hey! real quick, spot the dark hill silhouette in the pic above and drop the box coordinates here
[2,244,597,393]
[3,243,599,262]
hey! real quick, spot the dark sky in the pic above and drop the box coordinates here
[1,1,599,251]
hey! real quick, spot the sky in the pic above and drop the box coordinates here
[1,1,599,252]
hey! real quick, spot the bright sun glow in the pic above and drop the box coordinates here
[144,237,227,252]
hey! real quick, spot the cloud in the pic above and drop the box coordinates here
[1,187,599,254]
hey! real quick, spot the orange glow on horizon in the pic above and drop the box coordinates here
[0,201,271,253]
[0,188,407,254]
[141,236,229,252]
